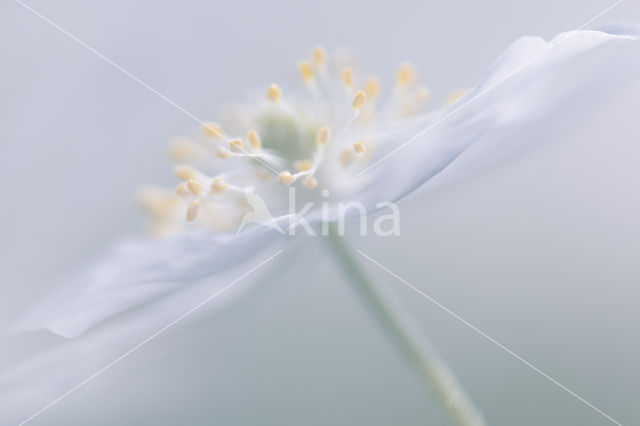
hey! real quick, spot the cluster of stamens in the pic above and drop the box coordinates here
[138,45,468,235]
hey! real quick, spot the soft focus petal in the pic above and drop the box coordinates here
[20,224,285,338]
[356,25,640,208]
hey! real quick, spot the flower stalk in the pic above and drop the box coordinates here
[326,225,485,426]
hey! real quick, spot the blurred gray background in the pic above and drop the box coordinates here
[1,0,639,425]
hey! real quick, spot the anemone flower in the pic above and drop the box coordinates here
[16,24,640,426]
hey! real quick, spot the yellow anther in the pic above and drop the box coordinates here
[168,139,197,161]
[341,67,354,88]
[312,45,326,66]
[303,176,318,189]
[186,200,200,222]
[298,61,314,82]
[137,187,176,215]
[266,83,282,102]
[341,149,354,166]
[316,126,330,146]
[352,90,366,111]
[353,141,366,154]
[176,182,191,197]
[295,159,314,172]
[279,171,296,186]
[247,130,261,150]
[256,167,272,181]
[217,146,232,159]
[174,164,198,180]
[395,62,417,89]
[187,179,203,196]
[210,177,228,192]
[229,138,245,153]
[416,85,431,103]
[364,76,380,100]
[445,89,468,106]
[203,121,224,138]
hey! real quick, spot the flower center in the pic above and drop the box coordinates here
[138,45,467,236]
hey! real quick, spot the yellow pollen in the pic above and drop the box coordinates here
[341,67,354,88]
[256,167,272,181]
[316,126,330,146]
[186,200,200,222]
[216,146,232,159]
[187,179,204,196]
[364,76,380,100]
[295,159,314,172]
[279,171,296,186]
[229,138,245,153]
[266,84,282,102]
[303,176,318,189]
[341,149,354,166]
[445,89,468,106]
[173,164,197,180]
[352,90,366,110]
[298,61,314,82]
[416,85,431,103]
[312,45,326,66]
[353,141,366,154]
[211,177,228,192]
[395,62,417,89]
[137,188,176,215]
[176,182,191,197]
[168,139,197,161]
[203,121,224,138]
[247,130,261,149]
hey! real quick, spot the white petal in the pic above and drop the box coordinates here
[19,224,285,338]
[356,25,640,208]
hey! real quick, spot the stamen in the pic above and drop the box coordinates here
[266,84,282,102]
[316,127,330,146]
[295,159,313,171]
[445,89,468,106]
[168,139,198,161]
[416,85,431,103]
[174,164,198,180]
[298,61,314,82]
[229,139,245,153]
[279,171,296,186]
[341,67,354,88]
[352,90,366,111]
[186,200,200,222]
[216,147,232,159]
[176,182,191,197]
[364,76,380,100]
[353,141,366,154]
[303,176,318,189]
[203,121,224,138]
[312,45,326,67]
[187,179,204,196]
[137,187,176,215]
[247,130,261,150]
[341,149,354,166]
[395,62,416,89]
[211,177,228,192]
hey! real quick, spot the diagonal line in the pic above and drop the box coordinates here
[358,0,624,176]
[14,0,280,176]
[17,250,283,426]
[357,250,623,426]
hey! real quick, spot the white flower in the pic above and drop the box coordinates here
[21,24,640,338]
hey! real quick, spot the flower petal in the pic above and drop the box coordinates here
[19,224,285,338]
[355,25,640,208]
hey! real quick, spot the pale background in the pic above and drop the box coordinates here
[1,0,639,425]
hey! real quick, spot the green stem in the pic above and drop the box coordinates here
[325,226,485,426]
